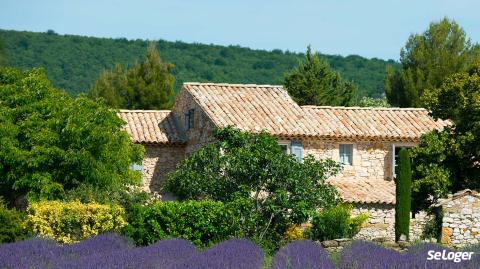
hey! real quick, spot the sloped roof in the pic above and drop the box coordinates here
[302,106,450,142]
[435,189,480,207]
[328,179,396,204]
[182,82,450,141]
[182,83,316,137]
[118,110,185,144]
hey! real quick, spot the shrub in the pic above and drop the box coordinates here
[340,241,410,269]
[271,240,334,269]
[284,224,304,241]
[395,148,412,241]
[308,204,368,241]
[0,199,28,243]
[26,200,127,243]
[122,200,238,247]
[171,239,263,269]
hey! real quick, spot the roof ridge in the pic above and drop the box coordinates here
[301,105,427,111]
[183,82,283,88]
[119,109,172,113]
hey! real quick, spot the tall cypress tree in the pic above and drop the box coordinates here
[395,148,412,241]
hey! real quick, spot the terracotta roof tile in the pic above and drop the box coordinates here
[183,83,310,137]
[328,179,396,204]
[303,106,450,142]
[118,110,185,144]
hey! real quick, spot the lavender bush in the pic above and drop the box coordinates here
[339,240,411,269]
[271,240,334,269]
[170,239,263,269]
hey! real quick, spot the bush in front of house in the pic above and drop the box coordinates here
[0,199,29,243]
[306,204,368,241]
[165,127,341,248]
[122,200,238,247]
[26,200,127,243]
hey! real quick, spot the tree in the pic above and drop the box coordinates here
[0,67,144,206]
[164,126,340,243]
[411,63,480,212]
[395,148,411,241]
[284,46,358,106]
[89,42,174,109]
[0,37,6,66]
[385,17,480,107]
[358,96,391,107]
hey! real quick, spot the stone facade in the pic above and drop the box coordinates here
[171,89,217,154]
[351,203,429,241]
[142,145,185,193]
[439,190,480,247]
[303,139,416,181]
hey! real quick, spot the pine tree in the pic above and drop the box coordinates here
[395,148,412,241]
[88,42,174,109]
[385,17,480,107]
[284,46,358,106]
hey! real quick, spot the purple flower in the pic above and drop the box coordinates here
[271,240,334,269]
[170,239,263,269]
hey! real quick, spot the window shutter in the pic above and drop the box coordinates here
[290,140,303,162]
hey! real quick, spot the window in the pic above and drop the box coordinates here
[392,145,412,177]
[185,109,195,130]
[278,141,290,154]
[277,140,303,162]
[339,144,353,165]
[130,162,144,173]
[290,140,303,162]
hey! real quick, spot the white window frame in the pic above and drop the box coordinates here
[392,144,413,178]
[130,162,144,173]
[339,144,353,166]
[278,140,291,154]
[277,140,303,162]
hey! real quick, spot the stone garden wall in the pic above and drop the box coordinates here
[439,190,480,247]
[352,203,429,242]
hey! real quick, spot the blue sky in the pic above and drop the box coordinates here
[0,0,478,60]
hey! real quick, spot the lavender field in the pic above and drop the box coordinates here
[0,234,479,269]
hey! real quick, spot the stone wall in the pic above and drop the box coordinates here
[142,145,186,193]
[171,88,217,154]
[439,191,480,247]
[303,139,417,181]
[352,203,429,242]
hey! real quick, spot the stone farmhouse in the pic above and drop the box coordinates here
[118,82,450,241]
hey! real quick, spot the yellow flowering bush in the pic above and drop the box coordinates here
[26,200,127,244]
[285,224,304,241]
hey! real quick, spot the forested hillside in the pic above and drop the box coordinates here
[0,29,398,97]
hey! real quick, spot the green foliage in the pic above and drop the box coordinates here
[0,67,144,205]
[26,200,127,244]
[358,96,391,107]
[0,37,6,66]
[122,200,236,247]
[307,204,368,241]
[412,63,480,211]
[0,29,397,98]
[395,148,412,241]
[421,207,443,241]
[89,43,174,109]
[284,46,358,106]
[165,127,340,245]
[385,17,480,107]
[0,198,28,243]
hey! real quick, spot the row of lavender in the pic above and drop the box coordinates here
[0,233,479,269]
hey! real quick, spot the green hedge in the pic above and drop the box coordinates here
[0,200,28,243]
[308,204,368,241]
[123,200,237,247]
